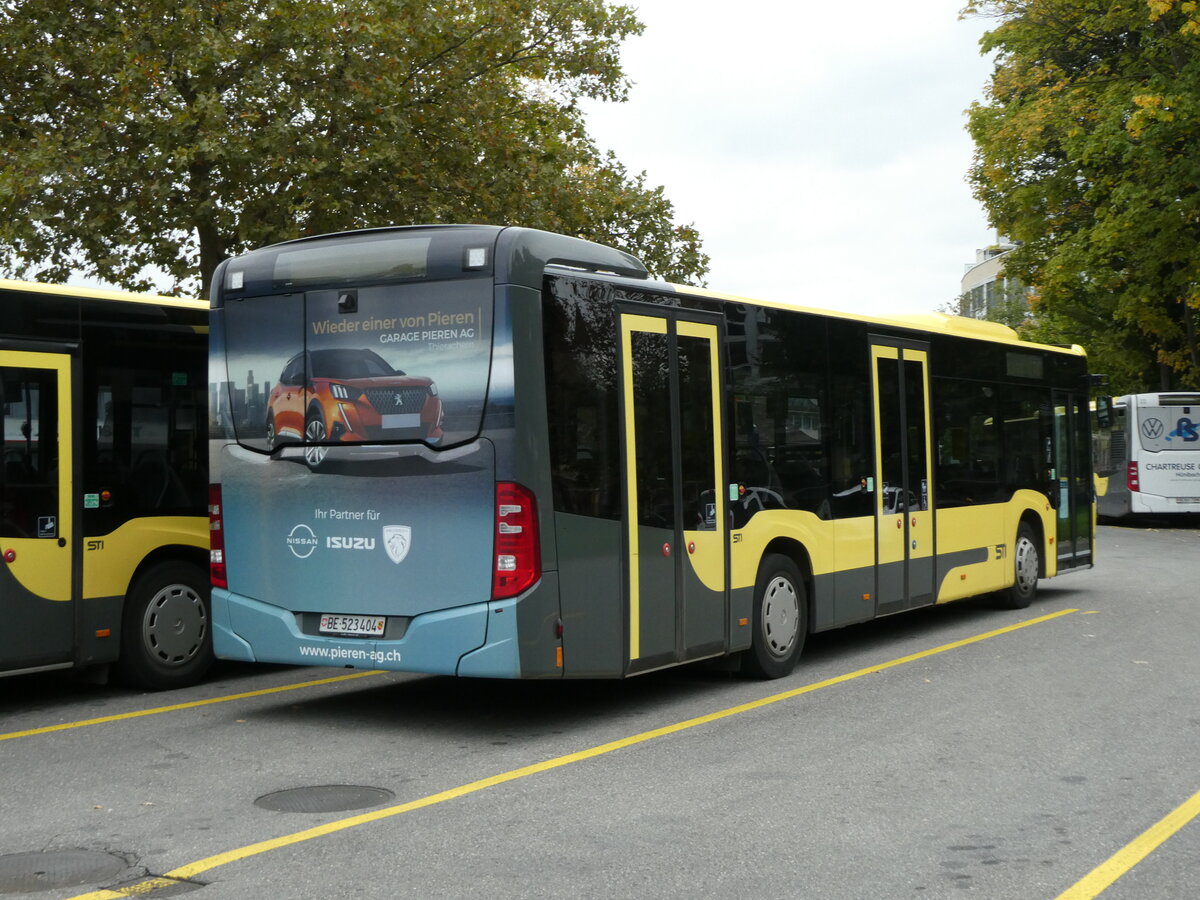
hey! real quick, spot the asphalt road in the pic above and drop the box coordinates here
[1,523,1197,899]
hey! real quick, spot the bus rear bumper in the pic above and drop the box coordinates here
[1131,492,1200,514]
[211,588,490,676]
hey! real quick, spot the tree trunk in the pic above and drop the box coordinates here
[1183,298,1199,385]
[197,218,225,300]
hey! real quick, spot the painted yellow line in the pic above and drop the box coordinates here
[0,671,384,742]
[77,877,179,898]
[1055,787,1200,900]
[69,608,1077,899]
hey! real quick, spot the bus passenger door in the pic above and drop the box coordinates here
[870,341,934,614]
[1,351,75,671]
[620,310,727,674]
[1052,391,1093,571]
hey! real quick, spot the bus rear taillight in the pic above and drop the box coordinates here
[209,485,228,589]
[1127,461,1140,492]
[493,482,540,600]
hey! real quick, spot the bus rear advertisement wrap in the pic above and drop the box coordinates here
[210,228,525,675]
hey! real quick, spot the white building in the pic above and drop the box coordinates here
[960,237,1028,320]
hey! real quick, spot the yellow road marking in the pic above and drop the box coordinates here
[1055,787,1200,900]
[69,608,1077,899]
[0,671,384,742]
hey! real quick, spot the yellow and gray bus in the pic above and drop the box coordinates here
[208,226,1095,680]
[1,280,211,688]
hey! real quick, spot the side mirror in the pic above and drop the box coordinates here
[1095,395,1113,431]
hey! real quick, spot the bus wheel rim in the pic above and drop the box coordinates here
[762,575,799,658]
[1014,536,1038,593]
[142,584,207,666]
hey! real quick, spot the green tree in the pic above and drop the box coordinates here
[0,0,707,295]
[965,0,1200,392]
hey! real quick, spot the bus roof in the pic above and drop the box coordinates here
[661,281,1086,358]
[0,278,205,312]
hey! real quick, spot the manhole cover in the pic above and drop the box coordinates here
[0,850,126,894]
[253,785,395,813]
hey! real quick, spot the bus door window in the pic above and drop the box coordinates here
[1051,392,1093,568]
[1069,394,1093,559]
[871,343,934,612]
[677,333,717,530]
[876,358,906,514]
[1,367,59,539]
[903,359,930,512]
[621,311,726,668]
[630,330,674,529]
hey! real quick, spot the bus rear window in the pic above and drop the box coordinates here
[1138,405,1200,451]
[272,237,430,289]
[220,278,498,452]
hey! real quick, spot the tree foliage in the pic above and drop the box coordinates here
[0,0,708,295]
[965,0,1200,392]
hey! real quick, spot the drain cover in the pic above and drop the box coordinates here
[253,785,395,813]
[0,850,126,894]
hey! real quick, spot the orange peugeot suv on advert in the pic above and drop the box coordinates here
[266,348,444,448]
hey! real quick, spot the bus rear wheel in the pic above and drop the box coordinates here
[741,553,806,679]
[117,560,213,690]
[997,522,1039,609]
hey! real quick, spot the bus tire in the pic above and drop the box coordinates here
[116,560,213,690]
[741,553,806,679]
[997,522,1039,609]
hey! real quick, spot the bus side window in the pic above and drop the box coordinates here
[934,378,1005,507]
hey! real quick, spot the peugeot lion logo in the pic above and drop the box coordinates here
[383,526,412,564]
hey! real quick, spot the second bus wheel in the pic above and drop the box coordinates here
[116,560,213,690]
[741,553,807,679]
[996,522,1040,609]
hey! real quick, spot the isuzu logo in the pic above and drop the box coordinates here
[383,525,411,564]
[327,536,376,550]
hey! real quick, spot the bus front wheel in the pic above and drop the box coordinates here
[998,523,1040,609]
[117,560,213,690]
[741,554,806,679]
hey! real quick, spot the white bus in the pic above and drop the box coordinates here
[1096,392,1200,518]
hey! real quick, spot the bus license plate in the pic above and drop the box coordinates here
[319,614,386,637]
[1175,497,1200,505]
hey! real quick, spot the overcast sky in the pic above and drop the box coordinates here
[580,0,1001,318]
